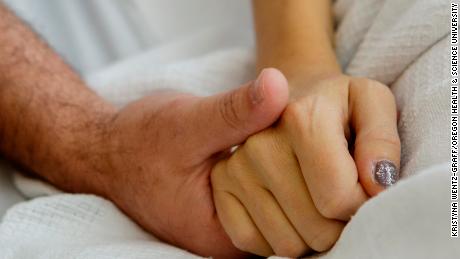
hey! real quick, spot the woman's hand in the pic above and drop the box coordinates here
[211,71,400,257]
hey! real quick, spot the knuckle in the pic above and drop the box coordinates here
[218,90,245,132]
[243,134,265,155]
[243,132,274,158]
[227,149,249,178]
[273,239,308,258]
[308,224,343,252]
[352,78,396,102]
[283,101,305,121]
[225,151,256,195]
[376,132,401,148]
[310,162,358,219]
[281,101,309,132]
[357,130,401,150]
[373,83,396,103]
[231,227,259,252]
[241,132,288,182]
[281,96,335,135]
[315,189,348,219]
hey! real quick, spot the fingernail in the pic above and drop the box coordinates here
[250,69,266,104]
[373,160,399,187]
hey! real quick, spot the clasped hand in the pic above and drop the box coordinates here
[211,69,400,257]
[100,68,399,259]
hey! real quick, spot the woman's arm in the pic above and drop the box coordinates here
[253,0,340,80]
[251,0,401,198]
[211,1,401,257]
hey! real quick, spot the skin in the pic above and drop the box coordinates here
[0,4,288,258]
[0,1,400,258]
[211,0,401,257]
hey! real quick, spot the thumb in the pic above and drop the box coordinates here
[350,78,401,197]
[192,68,289,156]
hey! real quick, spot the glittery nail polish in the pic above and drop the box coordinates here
[373,160,399,187]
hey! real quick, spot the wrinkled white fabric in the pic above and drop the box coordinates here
[0,162,23,218]
[0,0,454,258]
[3,165,454,259]
[2,0,252,75]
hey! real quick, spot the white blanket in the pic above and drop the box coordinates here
[0,0,454,258]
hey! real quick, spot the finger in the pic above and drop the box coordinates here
[192,68,289,157]
[242,135,345,252]
[349,78,401,197]
[237,185,310,258]
[213,190,273,257]
[284,98,368,220]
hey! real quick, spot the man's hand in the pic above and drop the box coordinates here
[96,69,288,258]
[0,4,290,258]
[211,74,400,257]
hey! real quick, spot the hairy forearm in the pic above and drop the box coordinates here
[252,0,341,81]
[0,4,115,195]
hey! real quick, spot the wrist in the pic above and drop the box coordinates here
[75,106,117,198]
[288,69,343,85]
[282,67,345,97]
[41,102,117,198]
[256,41,342,82]
[285,71,351,103]
[257,58,342,90]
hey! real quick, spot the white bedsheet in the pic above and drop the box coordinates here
[0,0,454,258]
[0,162,23,218]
